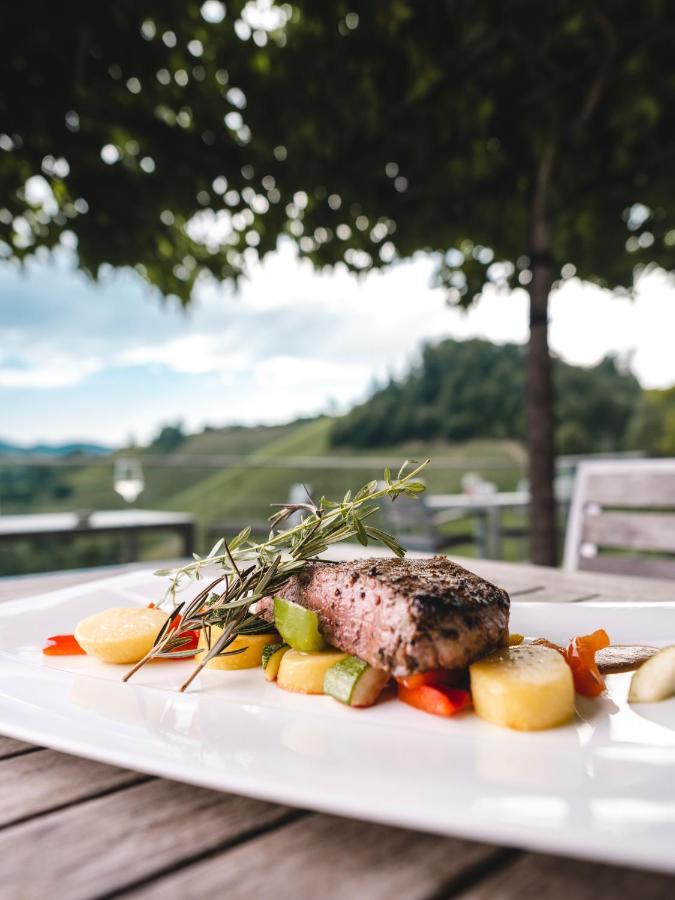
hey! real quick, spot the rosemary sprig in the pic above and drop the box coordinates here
[124,458,429,691]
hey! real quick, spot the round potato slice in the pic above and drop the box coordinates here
[74,607,168,664]
[196,627,279,670]
[470,644,575,731]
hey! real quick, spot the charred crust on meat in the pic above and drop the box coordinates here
[258,556,510,677]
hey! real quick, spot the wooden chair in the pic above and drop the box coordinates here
[563,458,675,579]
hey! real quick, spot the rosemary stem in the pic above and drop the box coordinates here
[123,458,430,691]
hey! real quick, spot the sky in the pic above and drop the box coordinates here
[2,239,675,447]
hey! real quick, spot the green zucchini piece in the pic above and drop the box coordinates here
[274,597,326,651]
[323,655,390,707]
[261,642,289,681]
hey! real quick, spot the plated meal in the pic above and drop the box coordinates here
[43,460,675,729]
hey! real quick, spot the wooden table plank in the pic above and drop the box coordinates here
[120,813,508,900]
[458,851,675,899]
[451,556,675,603]
[0,735,36,760]
[0,749,146,828]
[0,778,296,900]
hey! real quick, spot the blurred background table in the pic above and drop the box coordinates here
[0,557,674,898]
[0,510,195,559]
[426,490,530,559]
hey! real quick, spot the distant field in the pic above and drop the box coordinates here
[0,417,528,574]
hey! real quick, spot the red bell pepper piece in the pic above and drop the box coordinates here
[564,629,610,697]
[165,613,199,653]
[43,634,85,655]
[397,682,472,717]
[398,668,454,690]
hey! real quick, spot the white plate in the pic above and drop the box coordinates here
[0,570,674,873]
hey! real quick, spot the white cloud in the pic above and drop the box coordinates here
[0,356,101,388]
[549,270,675,385]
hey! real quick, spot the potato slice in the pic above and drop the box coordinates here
[470,644,575,731]
[277,649,348,694]
[628,645,675,703]
[75,607,168,664]
[196,627,279,670]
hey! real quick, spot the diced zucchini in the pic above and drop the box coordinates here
[323,655,390,707]
[196,628,279,670]
[262,642,290,681]
[277,648,347,694]
[274,597,326,651]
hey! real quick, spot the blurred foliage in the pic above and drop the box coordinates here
[0,536,125,577]
[330,339,641,454]
[2,1,675,300]
[626,386,675,455]
[0,465,73,507]
[150,422,187,452]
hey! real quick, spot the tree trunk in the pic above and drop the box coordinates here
[526,149,557,566]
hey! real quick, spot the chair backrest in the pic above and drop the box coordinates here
[563,458,675,579]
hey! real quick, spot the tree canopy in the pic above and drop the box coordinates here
[4,1,675,564]
[626,386,675,455]
[330,338,642,455]
[3,1,674,300]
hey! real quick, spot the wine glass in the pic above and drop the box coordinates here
[113,458,145,504]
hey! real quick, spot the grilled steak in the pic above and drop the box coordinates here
[258,556,509,677]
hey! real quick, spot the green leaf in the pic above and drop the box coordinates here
[207,538,224,557]
[230,526,252,549]
[403,481,427,494]
[354,516,369,546]
[365,525,405,558]
[398,459,419,480]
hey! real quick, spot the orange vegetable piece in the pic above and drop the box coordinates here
[533,629,610,697]
[564,629,610,697]
[398,682,472,717]
[43,634,86,656]
[165,613,199,653]
[398,668,454,690]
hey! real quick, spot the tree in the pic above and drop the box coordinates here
[329,338,641,455]
[626,387,675,456]
[150,422,187,453]
[2,2,675,563]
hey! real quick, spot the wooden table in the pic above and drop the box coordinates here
[426,492,530,558]
[0,509,196,558]
[1,556,674,899]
